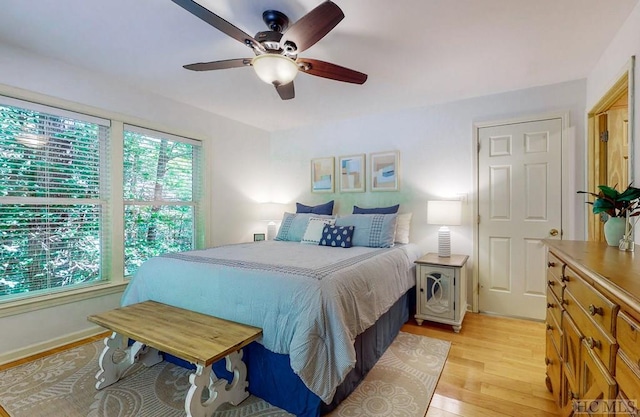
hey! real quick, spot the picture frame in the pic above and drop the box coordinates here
[311,157,335,193]
[370,151,400,192]
[253,233,266,242]
[339,154,366,192]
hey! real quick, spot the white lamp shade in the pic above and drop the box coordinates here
[252,54,298,85]
[427,200,462,226]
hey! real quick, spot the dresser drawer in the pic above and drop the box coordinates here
[563,311,583,388]
[547,251,563,278]
[547,270,564,303]
[618,391,640,417]
[546,308,562,355]
[618,311,640,369]
[580,341,617,416]
[616,350,640,416]
[547,252,564,300]
[564,289,617,371]
[547,287,563,331]
[563,266,618,336]
[545,328,562,406]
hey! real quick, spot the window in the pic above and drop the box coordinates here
[0,98,110,300]
[123,125,201,276]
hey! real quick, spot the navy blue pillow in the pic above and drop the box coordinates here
[319,225,355,248]
[353,204,399,214]
[296,200,334,215]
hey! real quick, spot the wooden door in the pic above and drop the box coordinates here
[478,117,562,319]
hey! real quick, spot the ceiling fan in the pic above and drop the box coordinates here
[171,0,368,100]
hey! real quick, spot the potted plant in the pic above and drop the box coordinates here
[578,184,640,246]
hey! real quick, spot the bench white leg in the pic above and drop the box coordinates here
[185,350,249,417]
[94,332,162,390]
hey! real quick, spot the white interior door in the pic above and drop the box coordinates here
[478,118,562,320]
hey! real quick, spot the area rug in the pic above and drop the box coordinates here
[0,332,450,417]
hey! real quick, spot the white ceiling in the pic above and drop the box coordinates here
[0,0,637,132]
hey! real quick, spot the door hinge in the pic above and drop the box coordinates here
[477,141,481,152]
[600,130,609,142]
[477,215,481,224]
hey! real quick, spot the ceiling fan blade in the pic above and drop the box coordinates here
[280,1,344,54]
[276,82,295,100]
[183,58,252,71]
[297,58,367,84]
[171,0,260,50]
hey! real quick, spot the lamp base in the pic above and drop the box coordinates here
[438,226,451,257]
[267,222,277,240]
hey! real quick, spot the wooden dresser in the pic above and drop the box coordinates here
[544,240,640,416]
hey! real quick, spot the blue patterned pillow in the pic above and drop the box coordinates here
[335,214,397,248]
[319,225,355,248]
[276,212,335,242]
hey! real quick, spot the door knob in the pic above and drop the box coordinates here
[549,229,559,237]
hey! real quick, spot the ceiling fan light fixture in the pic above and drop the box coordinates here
[252,54,298,86]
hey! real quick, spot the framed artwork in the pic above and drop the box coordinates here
[311,157,334,193]
[339,154,365,192]
[370,151,400,191]
[253,233,266,242]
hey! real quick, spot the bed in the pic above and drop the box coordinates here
[121,214,419,416]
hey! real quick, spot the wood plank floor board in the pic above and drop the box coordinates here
[1,313,560,417]
[402,312,561,417]
[428,393,513,417]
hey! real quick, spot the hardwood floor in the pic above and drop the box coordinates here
[1,313,559,417]
[402,312,561,417]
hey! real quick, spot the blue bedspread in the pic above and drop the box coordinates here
[121,241,420,403]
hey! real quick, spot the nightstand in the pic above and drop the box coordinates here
[414,253,468,333]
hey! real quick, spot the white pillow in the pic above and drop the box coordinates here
[394,213,412,244]
[301,217,336,245]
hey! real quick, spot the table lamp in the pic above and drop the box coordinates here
[427,200,462,257]
[261,202,287,240]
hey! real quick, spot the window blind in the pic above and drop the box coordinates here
[123,126,201,276]
[0,99,109,299]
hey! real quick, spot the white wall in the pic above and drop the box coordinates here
[0,43,270,359]
[270,79,587,307]
[586,1,640,209]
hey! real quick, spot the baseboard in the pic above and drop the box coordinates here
[0,325,105,366]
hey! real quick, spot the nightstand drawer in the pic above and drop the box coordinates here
[563,266,617,337]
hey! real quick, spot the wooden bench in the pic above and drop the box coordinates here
[87,300,262,417]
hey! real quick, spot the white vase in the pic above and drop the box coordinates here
[604,217,627,246]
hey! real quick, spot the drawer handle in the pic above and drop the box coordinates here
[561,276,570,283]
[544,357,551,366]
[548,261,556,268]
[547,303,555,309]
[546,324,553,331]
[588,304,603,316]
[561,299,568,306]
[570,391,579,400]
[585,337,601,350]
[548,280,555,287]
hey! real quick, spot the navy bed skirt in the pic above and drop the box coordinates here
[165,288,413,416]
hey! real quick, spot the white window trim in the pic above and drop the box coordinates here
[0,85,210,315]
